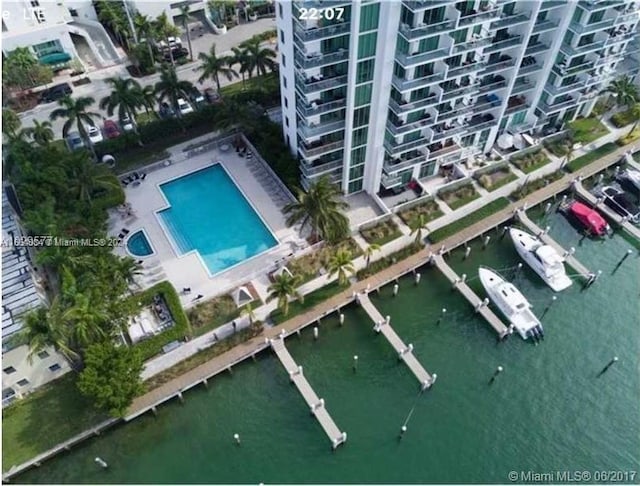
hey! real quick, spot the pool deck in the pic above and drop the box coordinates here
[109,139,308,307]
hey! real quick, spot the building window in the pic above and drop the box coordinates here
[348,179,363,193]
[279,3,283,18]
[282,76,287,88]
[357,59,375,83]
[351,146,366,164]
[359,3,380,32]
[280,29,285,43]
[285,116,289,127]
[354,84,372,106]
[49,363,62,372]
[358,33,377,59]
[588,10,604,25]
[349,164,365,179]
[282,53,286,67]
[37,350,50,359]
[352,127,368,146]
[284,97,288,108]
[4,367,17,374]
[17,379,30,387]
[353,107,370,128]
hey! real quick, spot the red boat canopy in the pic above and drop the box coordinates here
[570,202,607,235]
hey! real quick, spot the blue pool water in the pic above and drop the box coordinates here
[126,231,154,257]
[157,165,277,274]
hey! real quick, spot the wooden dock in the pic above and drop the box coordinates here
[357,293,435,391]
[429,254,509,338]
[515,209,594,280]
[572,180,640,242]
[270,335,347,449]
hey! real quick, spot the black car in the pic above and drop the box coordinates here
[189,87,205,107]
[162,47,189,62]
[600,186,640,224]
[39,83,72,103]
[159,102,175,119]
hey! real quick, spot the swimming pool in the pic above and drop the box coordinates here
[157,164,277,275]
[126,230,154,257]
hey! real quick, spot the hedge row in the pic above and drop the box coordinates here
[565,142,617,173]
[427,198,510,243]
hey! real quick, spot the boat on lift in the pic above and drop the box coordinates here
[509,228,572,292]
[478,266,544,341]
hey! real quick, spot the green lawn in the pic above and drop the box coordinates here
[269,282,347,325]
[566,142,618,173]
[568,117,609,144]
[2,374,105,471]
[220,72,279,98]
[427,198,510,243]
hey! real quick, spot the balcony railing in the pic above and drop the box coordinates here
[297,98,346,117]
[483,58,516,75]
[387,115,433,136]
[570,18,615,35]
[381,173,403,189]
[300,157,343,177]
[458,7,501,27]
[605,31,635,46]
[518,61,543,75]
[384,152,429,173]
[294,49,349,69]
[560,39,606,57]
[402,0,451,11]
[295,74,348,95]
[525,42,550,56]
[437,102,474,122]
[396,48,451,68]
[491,12,530,30]
[389,93,440,114]
[299,139,345,158]
[441,82,480,101]
[293,22,351,43]
[540,0,565,10]
[553,60,593,77]
[392,72,445,91]
[484,35,522,54]
[466,118,498,133]
[546,80,585,97]
[511,79,535,95]
[384,136,429,155]
[532,18,559,34]
[432,123,468,141]
[427,142,462,160]
[452,36,492,54]
[399,19,456,40]
[505,102,529,115]
[581,0,624,12]
[477,79,508,94]
[448,61,487,77]
[538,97,578,113]
[298,119,345,139]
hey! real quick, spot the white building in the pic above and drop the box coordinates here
[2,189,70,407]
[276,0,640,197]
[1,0,123,70]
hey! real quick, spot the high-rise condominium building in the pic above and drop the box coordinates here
[276,0,640,196]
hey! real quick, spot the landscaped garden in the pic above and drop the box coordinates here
[438,182,480,210]
[475,166,518,191]
[187,293,241,337]
[398,199,443,226]
[360,218,402,246]
[611,105,640,128]
[566,142,618,173]
[510,147,552,173]
[543,134,574,157]
[567,117,609,144]
[286,238,362,285]
[269,282,347,325]
[509,170,564,199]
[427,198,510,243]
[356,243,423,279]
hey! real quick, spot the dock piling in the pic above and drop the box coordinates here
[501,226,509,239]
[415,272,421,285]
[339,313,345,326]
[483,235,491,248]
[464,246,472,259]
[437,308,447,325]
[393,283,399,296]
[598,356,619,376]
[353,355,358,372]
[541,296,557,319]
[544,202,552,214]
[94,457,108,468]
[488,366,503,385]
[313,327,319,340]
[385,315,391,325]
[613,249,633,272]
[233,433,241,445]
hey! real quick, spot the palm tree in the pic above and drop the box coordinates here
[49,95,100,152]
[138,84,158,117]
[61,293,108,348]
[627,102,640,134]
[283,176,350,243]
[230,46,251,88]
[25,120,54,146]
[2,108,28,143]
[68,154,121,202]
[154,64,195,114]
[240,302,257,324]
[22,306,79,364]
[409,214,428,245]
[197,44,238,91]
[179,4,194,62]
[134,13,156,65]
[364,242,381,267]
[99,77,143,125]
[267,273,302,316]
[602,75,639,109]
[327,248,355,285]
[240,38,277,78]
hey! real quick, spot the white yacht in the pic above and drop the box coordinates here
[509,228,572,292]
[478,267,543,341]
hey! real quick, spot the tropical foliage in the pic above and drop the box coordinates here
[284,176,350,244]
[602,75,639,109]
[327,249,355,285]
[267,273,303,316]
[238,38,277,78]
[49,95,100,151]
[100,77,144,124]
[2,47,53,91]
[154,64,195,113]
[197,44,238,91]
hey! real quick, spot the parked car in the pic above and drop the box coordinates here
[189,88,205,108]
[177,98,194,116]
[86,124,104,144]
[119,114,136,132]
[39,83,72,103]
[65,131,85,151]
[162,47,188,62]
[159,102,175,119]
[204,87,221,104]
[564,201,610,236]
[103,119,121,139]
[598,185,640,224]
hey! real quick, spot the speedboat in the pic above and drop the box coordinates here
[565,201,610,236]
[478,267,544,341]
[510,228,572,292]
[616,167,640,196]
[597,185,640,224]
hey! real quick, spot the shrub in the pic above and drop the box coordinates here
[286,238,362,284]
[510,171,564,200]
[611,108,638,128]
[128,281,192,360]
[427,198,510,243]
[510,148,551,174]
[360,219,402,246]
[269,282,346,325]
[398,199,443,226]
[617,128,640,146]
[438,183,480,210]
[187,294,241,337]
[94,133,141,156]
[356,243,423,279]
[565,142,618,173]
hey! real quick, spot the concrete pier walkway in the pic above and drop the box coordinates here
[515,209,593,280]
[429,254,509,338]
[357,293,435,391]
[270,335,347,449]
[572,180,640,242]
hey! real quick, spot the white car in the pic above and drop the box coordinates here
[120,115,135,132]
[86,124,104,144]
[177,98,194,116]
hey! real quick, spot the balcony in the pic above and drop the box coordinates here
[294,22,351,43]
[384,150,429,173]
[484,35,522,54]
[532,18,559,34]
[452,36,493,54]
[427,141,462,160]
[540,0,565,10]
[297,98,346,117]
[384,136,429,155]
[538,96,578,113]
[389,93,439,114]
[381,173,403,189]
[581,0,624,12]
[477,78,508,94]
[387,114,433,136]
[295,73,348,95]
[504,96,529,115]
[560,39,606,57]
[553,60,593,77]
[299,139,345,158]
[525,42,550,56]
[448,60,487,78]
[570,18,616,35]
[605,31,635,46]
[441,81,480,101]
[298,119,344,139]
[518,58,543,75]
[491,12,530,30]
[511,78,535,95]
[437,101,475,123]
[483,58,516,75]
[473,95,500,114]
[432,122,468,141]
[294,49,349,69]
[466,115,497,133]
[399,19,456,40]
[458,7,501,27]
[546,80,585,97]
[392,72,445,92]
[402,0,451,12]
[396,48,450,68]
[300,153,344,176]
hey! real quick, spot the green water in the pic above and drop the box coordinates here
[17,211,640,484]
